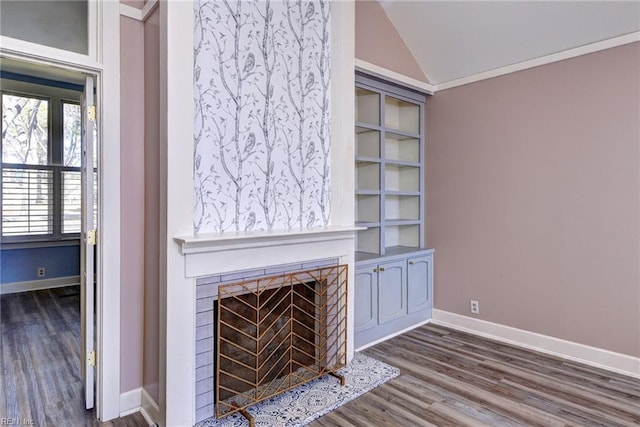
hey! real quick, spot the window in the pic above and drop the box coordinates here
[1,79,85,242]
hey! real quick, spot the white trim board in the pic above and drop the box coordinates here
[141,388,160,427]
[160,1,197,425]
[355,319,431,352]
[98,0,123,420]
[355,59,435,95]
[0,276,80,295]
[119,388,160,426]
[119,0,158,22]
[141,0,159,22]
[435,31,640,91]
[432,309,640,379]
[119,4,141,21]
[119,388,142,418]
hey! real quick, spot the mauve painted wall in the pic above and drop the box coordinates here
[143,6,161,403]
[426,42,640,357]
[355,0,428,83]
[120,15,145,393]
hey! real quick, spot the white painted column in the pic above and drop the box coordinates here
[329,0,356,361]
[98,0,122,421]
[159,1,195,426]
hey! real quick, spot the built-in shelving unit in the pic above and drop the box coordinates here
[354,73,433,349]
[355,75,425,261]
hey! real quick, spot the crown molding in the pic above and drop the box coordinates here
[355,59,435,95]
[435,31,640,91]
[119,3,142,21]
[119,0,158,22]
[141,0,159,22]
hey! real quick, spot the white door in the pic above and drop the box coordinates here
[81,75,96,410]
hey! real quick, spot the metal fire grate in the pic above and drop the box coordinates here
[216,265,348,424]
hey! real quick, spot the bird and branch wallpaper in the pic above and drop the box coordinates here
[194,0,331,233]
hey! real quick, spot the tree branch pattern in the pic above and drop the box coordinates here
[194,0,331,233]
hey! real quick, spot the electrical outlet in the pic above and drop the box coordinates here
[37,267,45,277]
[470,300,480,314]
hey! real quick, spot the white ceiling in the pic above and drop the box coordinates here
[379,1,640,85]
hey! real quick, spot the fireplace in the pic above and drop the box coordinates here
[191,250,356,425]
[215,265,347,423]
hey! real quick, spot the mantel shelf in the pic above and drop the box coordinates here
[175,225,366,255]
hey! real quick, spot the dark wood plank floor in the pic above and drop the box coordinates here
[311,323,640,427]
[0,287,148,427]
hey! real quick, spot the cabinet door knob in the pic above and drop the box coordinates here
[409,261,414,265]
[373,268,379,273]
[379,267,385,272]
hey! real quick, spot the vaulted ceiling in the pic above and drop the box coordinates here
[379,1,640,85]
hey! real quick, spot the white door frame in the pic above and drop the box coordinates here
[81,75,97,410]
[0,1,121,421]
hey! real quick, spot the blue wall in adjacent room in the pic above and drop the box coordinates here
[0,245,80,283]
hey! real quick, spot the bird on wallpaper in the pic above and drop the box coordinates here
[243,53,255,74]
[306,140,315,162]
[305,72,315,92]
[306,210,315,228]
[305,2,314,19]
[245,211,256,231]
[244,132,256,154]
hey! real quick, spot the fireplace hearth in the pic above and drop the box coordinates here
[215,265,348,425]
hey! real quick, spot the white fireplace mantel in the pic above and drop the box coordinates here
[175,225,364,254]
[174,226,363,278]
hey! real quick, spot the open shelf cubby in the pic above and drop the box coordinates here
[385,224,421,250]
[356,88,380,126]
[385,132,419,163]
[356,127,380,158]
[357,194,381,223]
[356,161,380,191]
[356,226,380,255]
[385,164,420,192]
[385,95,420,134]
[385,195,419,221]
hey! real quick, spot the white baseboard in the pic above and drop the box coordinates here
[119,387,160,426]
[0,276,80,295]
[141,387,160,426]
[119,388,142,417]
[432,309,640,379]
[355,318,431,352]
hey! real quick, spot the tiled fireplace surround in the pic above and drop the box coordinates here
[176,228,358,424]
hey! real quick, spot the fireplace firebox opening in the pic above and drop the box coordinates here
[215,265,348,425]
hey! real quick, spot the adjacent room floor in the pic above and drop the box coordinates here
[0,287,146,427]
[312,323,640,427]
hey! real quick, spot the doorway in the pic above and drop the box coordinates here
[0,58,99,424]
